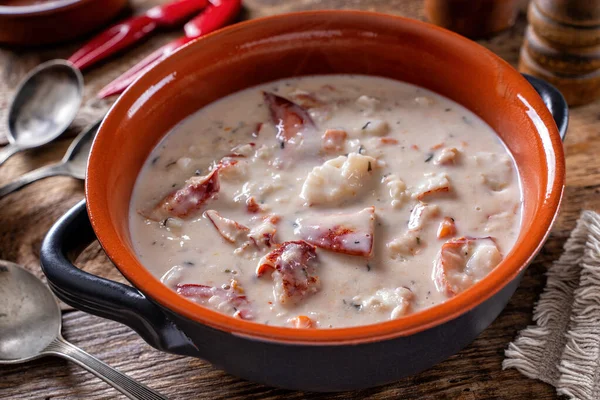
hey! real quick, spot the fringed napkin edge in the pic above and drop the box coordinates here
[503,210,600,400]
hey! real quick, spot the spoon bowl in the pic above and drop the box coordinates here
[61,118,99,179]
[0,119,101,197]
[0,260,166,400]
[0,260,60,362]
[0,60,83,166]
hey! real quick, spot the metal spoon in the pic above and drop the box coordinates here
[0,260,168,400]
[0,60,83,166]
[0,119,100,198]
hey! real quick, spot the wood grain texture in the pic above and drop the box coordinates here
[0,0,597,398]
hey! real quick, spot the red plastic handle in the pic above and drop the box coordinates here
[97,36,192,98]
[184,0,242,38]
[97,0,242,98]
[147,0,210,26]
[69,0,209,71]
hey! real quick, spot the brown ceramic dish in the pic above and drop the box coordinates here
[424,0,521,39]
[40,11,567,391]
[0,0,128,46]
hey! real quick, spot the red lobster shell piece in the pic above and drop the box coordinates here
[176,280,254,320]
[263,91,315,143]
[294,207,375,257]
[256,241,320,305]
[204,210,250,244]
[146,159,237,220]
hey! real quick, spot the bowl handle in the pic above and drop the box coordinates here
[40,200,197,356]
[522,73,569,141]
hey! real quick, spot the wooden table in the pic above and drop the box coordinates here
[0,1,597,399]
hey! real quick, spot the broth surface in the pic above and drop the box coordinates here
[130,75,522,328]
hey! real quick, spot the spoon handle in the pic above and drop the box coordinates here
[44,336,168,400]
[0,144,20,166]
[0,163,69,198]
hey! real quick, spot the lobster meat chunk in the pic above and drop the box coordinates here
[256,241,320,305]
[204,210,250,244]
[408,202,440,231]
[145,159,238,220]
[263,91,315,143]
[433,237,502,296]
[151,168,219,220]
[294,207,375,257]
[248,215,280,250]
[176,280,254,320]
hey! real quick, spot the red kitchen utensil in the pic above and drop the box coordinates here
[97,0,242,98]
[68,0,210,71]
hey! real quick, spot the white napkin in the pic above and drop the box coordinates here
[504,210,600,400]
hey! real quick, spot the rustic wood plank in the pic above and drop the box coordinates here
[0,0,597,399]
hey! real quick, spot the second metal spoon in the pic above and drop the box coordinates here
[0,119,100,198]
[0,60,83,166]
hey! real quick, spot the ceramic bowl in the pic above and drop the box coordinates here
[40,11,567,391]
[0,0,128,45]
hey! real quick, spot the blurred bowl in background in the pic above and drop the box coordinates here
[0,0,129,46]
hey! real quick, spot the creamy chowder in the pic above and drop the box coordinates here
[130,75,522,329]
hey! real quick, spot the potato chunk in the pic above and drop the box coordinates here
[361,120,390,136]
[434,147,460,165]
[413,172,451,200]
[473,152,514,191]
[485,210,517,233]
[300,153,378,205]
[387,230,423,258]
[408,202,440,231]
[383,174,409,209]
[353,287,414,319]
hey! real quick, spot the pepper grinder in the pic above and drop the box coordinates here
[519,0,600,106]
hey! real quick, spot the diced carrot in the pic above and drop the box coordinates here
[322,129,347,152]
[256,263,274,277]
[293,93,323,108]
[230,279,244,294]
[267,215,281,224]
[411,144,419,150]
[246,197,261,213]
[289,315,315,329]
[437,217,457,239]
[380,137,399,145]
[431,142,444,150]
